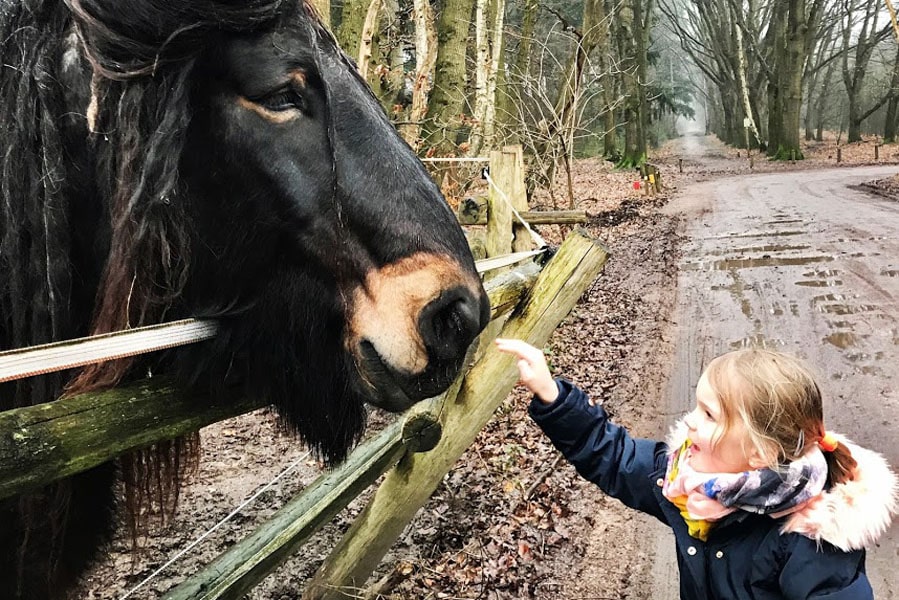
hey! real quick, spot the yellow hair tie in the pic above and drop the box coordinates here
[818,432,839,453]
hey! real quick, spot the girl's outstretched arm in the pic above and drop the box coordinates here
[495,338,559,404]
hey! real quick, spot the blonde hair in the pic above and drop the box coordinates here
[704,348,856,486]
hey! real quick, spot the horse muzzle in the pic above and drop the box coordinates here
[354,283,489,412]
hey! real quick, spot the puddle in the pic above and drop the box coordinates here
[683,255,834,271]
[858,365,884,376]
[804,269,841,278]
[710,244,811,256]
[795,279,843,287]
[729,334,785,349]
[742,298,753,318]
[797,268,843,287]
[764,219,804,225]
[813,294,879,315]
[710,277,756,319]
[722,230,807,239]
[823,332,863,349]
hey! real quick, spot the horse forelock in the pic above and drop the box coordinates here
[65,0,312,392]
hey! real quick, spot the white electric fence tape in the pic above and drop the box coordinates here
[0,319,218,384]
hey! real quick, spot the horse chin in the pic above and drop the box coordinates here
[357,340,434,412]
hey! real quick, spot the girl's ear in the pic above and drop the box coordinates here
[747,446,768,469]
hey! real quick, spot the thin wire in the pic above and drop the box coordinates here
[420,157,491,162]
[118,448,314,600]
[482,171,548,248]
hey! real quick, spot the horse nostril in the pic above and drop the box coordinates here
[419,288,483,362]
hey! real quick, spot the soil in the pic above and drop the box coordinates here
[77,130,899,600]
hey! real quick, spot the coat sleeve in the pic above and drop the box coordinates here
[777,537,872,599]
[528,379,668,522]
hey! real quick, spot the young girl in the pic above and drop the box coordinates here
[495,338,898,600]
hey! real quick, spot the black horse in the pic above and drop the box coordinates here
[0,0,490,597]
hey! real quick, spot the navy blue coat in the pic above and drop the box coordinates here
[529,379,875,600]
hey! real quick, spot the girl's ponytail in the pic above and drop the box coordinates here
[819,432,857,486]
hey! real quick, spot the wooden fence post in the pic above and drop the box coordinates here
[504,145,531,253]
[485,149,513,260]
[302,230,609,600]
[486,145,530,260]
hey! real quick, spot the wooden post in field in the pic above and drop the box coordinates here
[837,147,842,163]
[485,149,513,260]
[678,158,683,173]
[303,231,609,600]
[485,145,529,261]
[875,144,880,160]
[504,145,531,253]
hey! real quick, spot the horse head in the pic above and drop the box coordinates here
[52,0,490,460]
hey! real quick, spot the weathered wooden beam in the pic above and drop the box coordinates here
[303,230,609,600]
[466,209,588,226]
[0,382,264,501]
[0,262,541,501]
[458,197,587,227]
[162,419,409,600]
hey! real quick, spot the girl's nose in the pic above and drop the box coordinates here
[683,410,697,431]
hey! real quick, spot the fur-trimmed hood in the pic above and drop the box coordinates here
[666,422,898,551]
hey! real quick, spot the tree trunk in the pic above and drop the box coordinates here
[768,0,820,160]
[377,0,406,110]
[814,56,837,142]
[337,0,368,56]
[357,0,382,81]
[423,0,477,152]
[735,16,761,148]
[399,0,437,150]
[884,45,899,142]
[468,0,503,156]
[496,0,537,140]
[617,0,648,167]
[311,0,331,27]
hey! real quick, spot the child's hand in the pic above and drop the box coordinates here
[495,338,559,404]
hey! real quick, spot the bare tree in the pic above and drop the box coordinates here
[399,0,438,150]
[840,0,892,142]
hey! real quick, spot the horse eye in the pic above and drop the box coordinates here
[258,90,307,112]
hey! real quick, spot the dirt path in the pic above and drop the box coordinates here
[655,164,899,599]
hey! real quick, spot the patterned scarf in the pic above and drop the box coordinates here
[662,439,828,541]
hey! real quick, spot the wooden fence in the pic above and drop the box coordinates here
[0,146,607,599]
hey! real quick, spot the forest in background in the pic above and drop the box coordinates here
[312,0,899,191]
